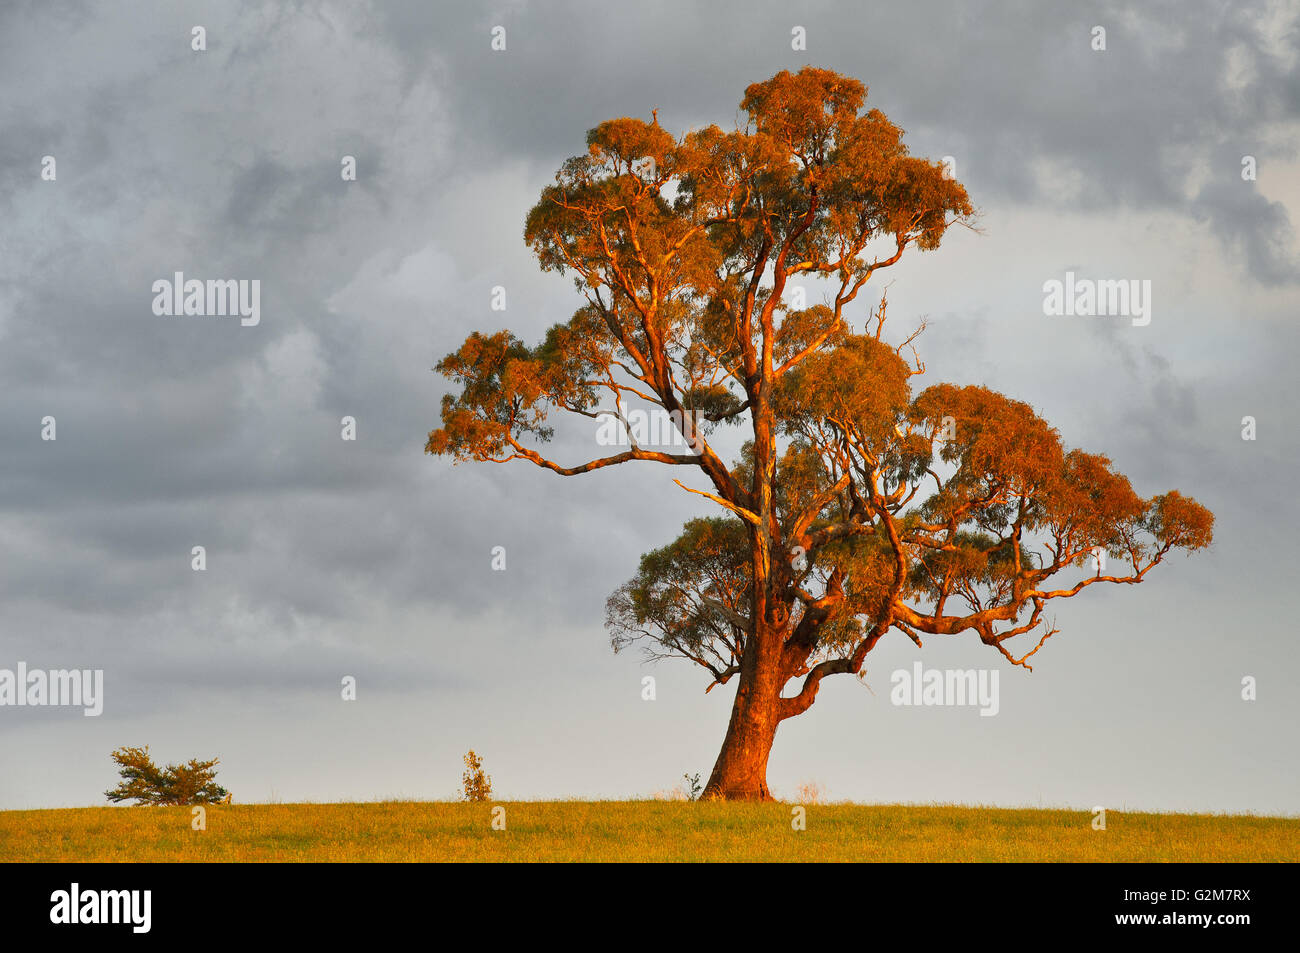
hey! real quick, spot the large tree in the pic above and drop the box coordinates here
[427,68,1213,800]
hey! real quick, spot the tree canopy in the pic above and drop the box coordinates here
[427,67,1213,799]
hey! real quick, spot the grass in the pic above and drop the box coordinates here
[1,801,1295,862]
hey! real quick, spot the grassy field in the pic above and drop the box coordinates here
[1,801,1295,862]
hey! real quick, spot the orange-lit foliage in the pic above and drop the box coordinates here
[461,750,492,803]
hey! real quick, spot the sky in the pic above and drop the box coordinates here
[1,0,1297,814]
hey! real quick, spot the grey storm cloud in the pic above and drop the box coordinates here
[0,0,1297,811]
[374,0,1300,279]
[1193,175,1299,284]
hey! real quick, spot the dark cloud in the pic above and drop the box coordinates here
[1194,176,1299,284]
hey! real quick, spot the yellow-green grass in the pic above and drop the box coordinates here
[1,801,1295,862]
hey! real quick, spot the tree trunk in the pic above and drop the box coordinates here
[703,635,782,801]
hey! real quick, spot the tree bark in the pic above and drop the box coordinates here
[702,627,783,801]
[702,359,787,801]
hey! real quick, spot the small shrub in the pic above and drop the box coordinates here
[683,772,703,801]
[652,773,703,801]
[795,781,825,805]
[104,745,229,806]
[461,750,492,802]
